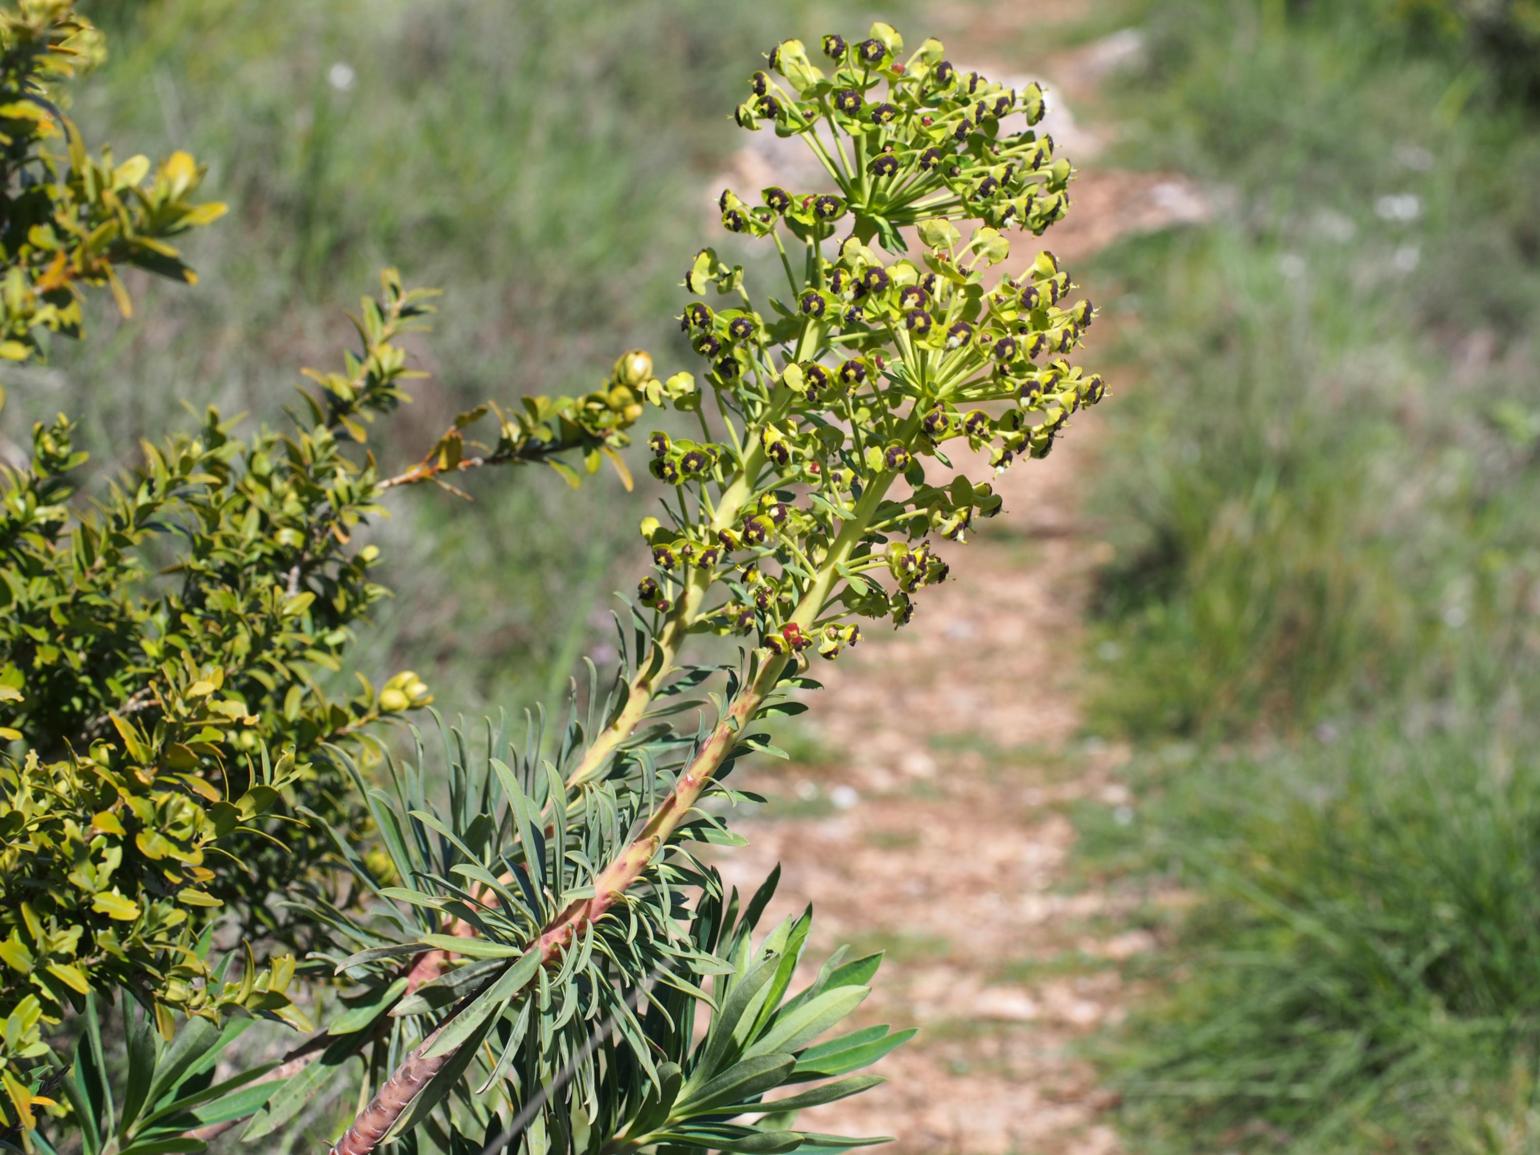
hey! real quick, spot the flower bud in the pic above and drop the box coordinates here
[932,505,971,540]
[761,425,791,463]
[932,60,956,88]
[1019,81,1046,123]
[780,621,812,652]
[743,515,774,546]
[614,349,653,386]
[637,576,662,604]
[817,622,860,659]
[751,70,770,96]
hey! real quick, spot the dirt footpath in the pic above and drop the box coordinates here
[716,10,1206,1154]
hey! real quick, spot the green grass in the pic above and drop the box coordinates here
[14,0,880,716]
[1084,0,1540,739]
[1075,1,1540,1150]
[1093,727,1540,1153]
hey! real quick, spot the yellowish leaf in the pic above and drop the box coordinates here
[92,891,141,921]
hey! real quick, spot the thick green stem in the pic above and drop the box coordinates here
[340,389,920,1155]
[565,327,818,791]
[562,451,764,790]
[541,463,903,954]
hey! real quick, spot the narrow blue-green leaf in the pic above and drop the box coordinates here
[421,949,540,1061]
[746,987,869,1059]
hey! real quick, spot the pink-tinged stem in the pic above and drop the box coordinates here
[323,673,776,1155]
[331,464,902,1153]
[328,1022,452,1155]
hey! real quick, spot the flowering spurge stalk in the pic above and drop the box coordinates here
[566,23,1093,790]
[325,24,1102,1155]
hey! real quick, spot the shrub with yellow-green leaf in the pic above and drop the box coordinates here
[0,0,661,1131]
[0,0,226,366]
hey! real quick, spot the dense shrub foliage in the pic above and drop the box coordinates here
[0,1,222,365]
[2,6,1100,1153]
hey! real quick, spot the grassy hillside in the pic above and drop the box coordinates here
[1079,1,1540,1149]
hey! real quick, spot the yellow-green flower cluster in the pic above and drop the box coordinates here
[634,23,1103,662]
